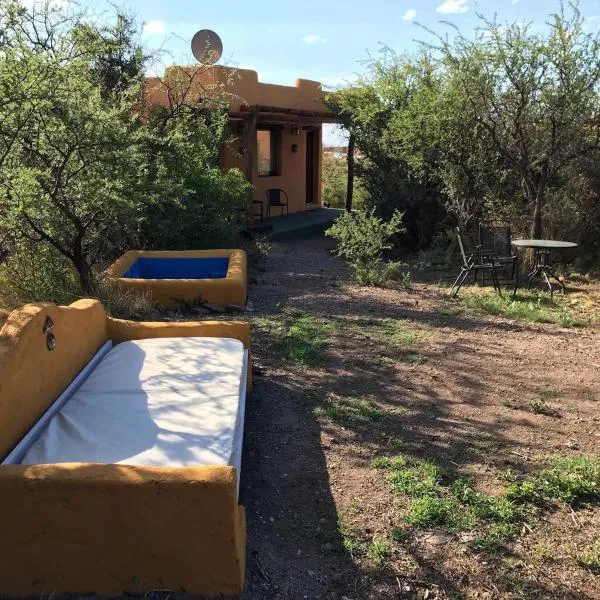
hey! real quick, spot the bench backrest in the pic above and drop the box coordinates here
[0,299,107,460]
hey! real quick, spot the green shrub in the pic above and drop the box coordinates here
[326,209,406,285]
[321,150,370,210]
[0,243,80,307]
[247,234,272,259]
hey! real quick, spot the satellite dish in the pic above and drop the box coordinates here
[191,29,223,65]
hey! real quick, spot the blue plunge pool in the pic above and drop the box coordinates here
[124,257,230,280]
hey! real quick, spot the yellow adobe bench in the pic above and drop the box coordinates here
[0,299,250,597]
[105,249,247,308]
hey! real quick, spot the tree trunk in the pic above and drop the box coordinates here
[530,196,543,239]
[523,175,544,239]
[346,134,355,213]
[72,253,98,296]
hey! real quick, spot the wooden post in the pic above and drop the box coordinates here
[346,133,355,213]
[244,110,258,184]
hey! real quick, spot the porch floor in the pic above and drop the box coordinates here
[249,207,343,241]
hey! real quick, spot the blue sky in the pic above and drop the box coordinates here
[82,0,600,144]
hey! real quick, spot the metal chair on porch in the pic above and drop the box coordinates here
[478,222,517,285]
[450,227,502,298]
[265,188,289,219]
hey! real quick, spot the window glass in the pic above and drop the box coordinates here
[257,129,276,176]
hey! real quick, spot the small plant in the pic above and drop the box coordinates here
[391,527,410,543]
[346,499,364,514]
[251,234,272,258]
[98,281,163,321]
[530,400,559,417]
[531,540,553,562]
[505,456,600,507]
[326,209,407,286]
[385,437,405,453]
[314,393,383,426]
[472,522,518,552]
[406,495,464,530]
[578,538,600,573]
[367,537,391,565]
[403,352,427,365]
[401,270,413,288]
[281,313,335,366]
[339,521,365,558]
[540,388,561,400]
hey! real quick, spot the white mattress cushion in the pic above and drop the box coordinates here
[20,337,247,469]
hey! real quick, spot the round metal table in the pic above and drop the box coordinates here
[511,239,578,297]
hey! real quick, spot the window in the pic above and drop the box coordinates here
[257,128,279,176]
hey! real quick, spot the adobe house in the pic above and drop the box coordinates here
[145,65,339,220]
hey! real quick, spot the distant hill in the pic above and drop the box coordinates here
[324,146,348,154]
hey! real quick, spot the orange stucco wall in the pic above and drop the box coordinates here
[145,66,326,114]
[0,463,246,597]
[222,125,322,215]
[145,66,325,216]
[0,299,250,597]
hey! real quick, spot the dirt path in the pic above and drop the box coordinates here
[241,236,600,600]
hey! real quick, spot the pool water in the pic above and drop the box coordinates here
[123,257,230,279]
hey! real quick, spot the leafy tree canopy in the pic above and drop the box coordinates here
[328,1,600,252]
[0,0,251,297]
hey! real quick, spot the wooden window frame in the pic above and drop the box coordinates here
[257,127,281,177]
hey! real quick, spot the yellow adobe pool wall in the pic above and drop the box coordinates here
[0,299,250,597]
[105,248,247,308]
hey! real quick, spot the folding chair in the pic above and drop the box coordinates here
[450,227,501,298]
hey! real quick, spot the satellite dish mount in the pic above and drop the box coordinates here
[191,29,223,65]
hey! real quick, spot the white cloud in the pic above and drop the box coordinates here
[402,9,417,21]
[512,0,520,4]
[322,76,349,89]
[142,20,167,35]
[303,34,327,45]
[436,0,469,14]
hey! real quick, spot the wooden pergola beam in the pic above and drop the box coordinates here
[231,113,338,125]
[237,104,340,123]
